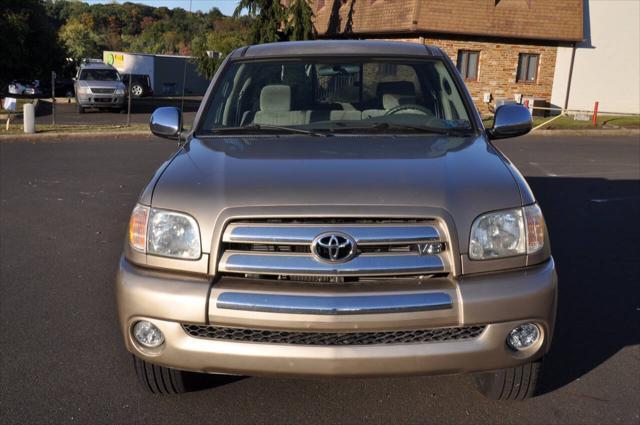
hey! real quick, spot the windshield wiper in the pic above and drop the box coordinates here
[365,122,473,136]
[201,124,327,137]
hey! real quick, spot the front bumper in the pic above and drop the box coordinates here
[116,257,557,378]
[77,93,125,107]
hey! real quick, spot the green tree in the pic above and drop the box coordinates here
[192,31,249,78]
[59,16,102,61]
[234,0,315,44]
[286,0,315,41]
[234,0,285,44]
[0,0,66,84]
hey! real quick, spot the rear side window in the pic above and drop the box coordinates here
[362,63,422,105]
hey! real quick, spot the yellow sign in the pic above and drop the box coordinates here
[105,52,125,68]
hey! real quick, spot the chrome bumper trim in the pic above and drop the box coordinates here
[223,224,441,245]
[219,252,446,276]
[216,292,453,315]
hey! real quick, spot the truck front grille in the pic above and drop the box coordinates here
[90,88,115,94]
[218,219,449,279]
[182,324,485,346]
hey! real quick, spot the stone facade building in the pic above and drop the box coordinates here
[311,0,584,114]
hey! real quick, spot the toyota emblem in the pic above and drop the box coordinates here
[311,232,357,263]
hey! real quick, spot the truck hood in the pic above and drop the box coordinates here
[150,135,522,254]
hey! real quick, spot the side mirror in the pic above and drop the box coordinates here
[487,104,532,140]
[150,107,182,139]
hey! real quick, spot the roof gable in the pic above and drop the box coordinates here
[313,0,584,42]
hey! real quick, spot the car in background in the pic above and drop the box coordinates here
[8,80,42,97]
[74,63,126,113]
[121,74,153,98]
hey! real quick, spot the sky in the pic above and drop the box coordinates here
[83,0,240,15]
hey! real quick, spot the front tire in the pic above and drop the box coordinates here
[133,356,187,394]
[474,360,541,400]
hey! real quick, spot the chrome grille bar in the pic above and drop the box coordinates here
[223,224,441,245]
[219,252,446,276]
[216,292,453,314]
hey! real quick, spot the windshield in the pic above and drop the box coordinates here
[79,69,120,81]
[198,59,473,135]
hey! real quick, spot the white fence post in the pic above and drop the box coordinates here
[23,103,35,134]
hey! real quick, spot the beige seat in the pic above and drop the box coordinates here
[329,110,363,121]
[253,85,309,125]
[363,93,418,118]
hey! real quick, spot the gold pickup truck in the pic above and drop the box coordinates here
[117,40,556,400]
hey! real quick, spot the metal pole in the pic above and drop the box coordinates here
[563,42,577,111]
[179,0,193,127]
[127,74,132,127]
[51,71,56,126]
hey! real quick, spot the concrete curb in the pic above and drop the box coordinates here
[36,96,203,105]
[529,128,640,137]
[2,127,638,142]
[0,130,152,142]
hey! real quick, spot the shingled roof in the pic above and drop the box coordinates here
[313,0,584,42]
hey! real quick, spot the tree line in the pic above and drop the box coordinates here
[0,0,315,85]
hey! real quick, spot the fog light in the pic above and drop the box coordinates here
[507,323,540,351]
[133,321,165,348]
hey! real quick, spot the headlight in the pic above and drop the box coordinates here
[469,204,545,260]
[128,204,201,260]
[77,86,90,94]
[115,88,125,95]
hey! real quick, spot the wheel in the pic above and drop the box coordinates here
[131,84,144,97]
[133,355,187,394]
[474,360,541,400]
[76,99,84,114]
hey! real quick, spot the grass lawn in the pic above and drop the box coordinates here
[483,114,639,130]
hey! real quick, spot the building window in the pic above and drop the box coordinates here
[457,50,480,81]
[517,53,540,82]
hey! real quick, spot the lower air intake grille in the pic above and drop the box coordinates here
[181,324,486,346]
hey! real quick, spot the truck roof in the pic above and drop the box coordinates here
[231,40,444,60]
[79,62,117,70]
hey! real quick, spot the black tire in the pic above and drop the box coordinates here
[474,360,541,400]
[131,84,144,97]
[76,101,84,114]
[133,355,187,394]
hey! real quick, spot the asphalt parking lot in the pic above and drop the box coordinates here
[1,134,639,424]
[34,97,200,126]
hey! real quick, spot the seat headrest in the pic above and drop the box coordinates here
[260,85,291,112]
[376,81,416,97]
[383,93,417,110]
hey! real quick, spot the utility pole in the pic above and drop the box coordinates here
[126,74,132,127]
[51,71,56,126]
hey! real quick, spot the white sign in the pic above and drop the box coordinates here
[3,97,17,112]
